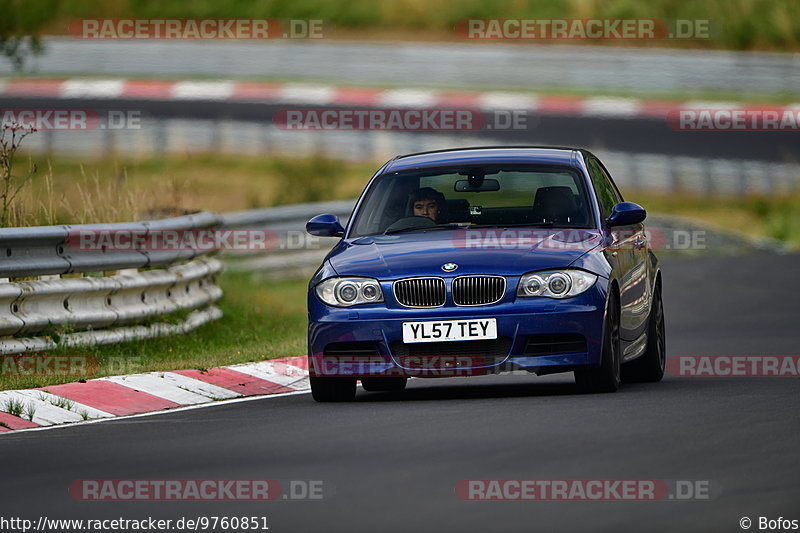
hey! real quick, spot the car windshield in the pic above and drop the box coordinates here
[349,164,595,237]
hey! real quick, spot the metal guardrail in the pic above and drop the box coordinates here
[220,200,353,275]
[0,212,224,354]
[0,202,353,354]
[0,211,221,278]
[9,38,800,95]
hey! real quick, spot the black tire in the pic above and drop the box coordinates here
[575,290,621,393]
[310,377,356,402]
[360,377,408,392]
[621,282,666,383]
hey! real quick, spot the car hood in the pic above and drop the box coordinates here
[328,228,603,279]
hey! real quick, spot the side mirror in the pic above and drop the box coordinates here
[306,214,345,237]
[607,202,646,227]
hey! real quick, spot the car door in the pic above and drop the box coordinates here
[587,156,649,342]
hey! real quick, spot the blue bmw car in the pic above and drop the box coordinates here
[306,147,665,402]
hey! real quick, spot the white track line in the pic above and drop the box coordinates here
[478,92,539,110]
[379,88,440,108]
[171,81,235,100]
[61,79,125,99]
[0,390,312,435]
[582,96,643,117]
[277,84,335,105]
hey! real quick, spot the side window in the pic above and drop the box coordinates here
[596,160,624,203]
[587,157,621,220]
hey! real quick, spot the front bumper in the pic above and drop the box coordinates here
[308,281,608,378]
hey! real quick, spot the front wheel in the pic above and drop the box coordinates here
[575,290,621,393]
[621,282,665,383]
[310,377,356,402]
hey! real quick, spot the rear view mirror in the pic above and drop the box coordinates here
[454,178,500,192]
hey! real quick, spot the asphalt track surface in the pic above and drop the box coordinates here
[1,252,798,533]
[1,96,798,162]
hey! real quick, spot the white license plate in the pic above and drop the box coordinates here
[402,319,497,344]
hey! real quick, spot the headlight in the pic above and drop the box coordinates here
[517,269,597,299]
[316,277,384,307]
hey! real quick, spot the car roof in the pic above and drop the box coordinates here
[382,146,586,174]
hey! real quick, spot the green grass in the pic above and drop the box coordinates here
[0,273,309,391]
[628,191,800,248]
[22,402,37,421]
[49,396,74,411]
[12,153,376,225]
[2,398,25,417]
[31,0,800,52]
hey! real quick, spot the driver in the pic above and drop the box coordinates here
[410,187,446,222]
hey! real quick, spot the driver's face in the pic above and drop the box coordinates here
[413,199,439,221]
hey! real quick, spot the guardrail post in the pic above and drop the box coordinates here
[210,120,222,152]
[703,159,714,197]
[154,118,167,155]
[104,128,115,156]
[44,129,54,157]
[766,163,777,197]
[262,123,272,155]
[669,156,681,192]
[737,161,748,195]
[626,153,638,189]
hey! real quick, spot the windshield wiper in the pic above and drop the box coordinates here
[384,223,465,235]
[469,222,556,229]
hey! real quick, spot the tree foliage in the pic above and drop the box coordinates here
[0,0,59,70]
